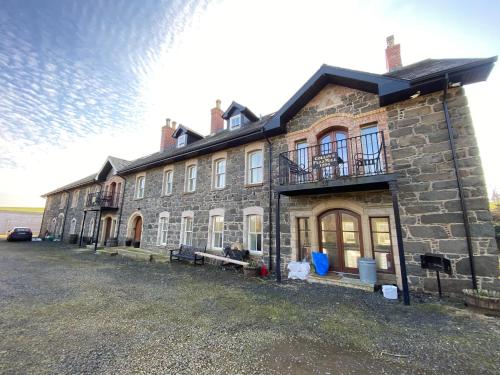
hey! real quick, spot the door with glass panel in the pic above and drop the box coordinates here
[318,130,349,178]
[319,209,363,273]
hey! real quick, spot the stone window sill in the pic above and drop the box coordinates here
[245,182,264,188]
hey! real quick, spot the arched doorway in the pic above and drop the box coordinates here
[318,209,363,273]
[104,217,112,244]
[133,216,142,245]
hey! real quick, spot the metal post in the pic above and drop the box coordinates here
[79,210,87,247]
[389,181,410,305]
[436,271,442,299]
[275,193,282,283]
[94,210,102,252]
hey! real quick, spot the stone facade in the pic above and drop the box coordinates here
[40,82,498,295]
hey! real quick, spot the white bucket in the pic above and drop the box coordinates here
[382,285,398,300]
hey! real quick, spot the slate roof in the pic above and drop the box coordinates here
[43,173,97,197]
[119,115,273,174]
[108,156,130,171]
[384,58,495,81]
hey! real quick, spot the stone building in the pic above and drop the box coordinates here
[41,37,498,297]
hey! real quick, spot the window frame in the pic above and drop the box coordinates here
[297,217,311,261]
[229,114,242,130]
[177,133,187,148]
[213,158,226,189]
[247,214,263,253]
[185,164,197,193]
[211,215,224,250]
[69,218,77,235]
[369,216,395,274]
[247,150,263,185]
[71,190,80,208]
[162,169,173,196]
[181,216,193,245]
[157,212,170,246]
[135,175,145,199]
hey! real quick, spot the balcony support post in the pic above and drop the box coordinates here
[389,180,410,306]
[79,210,87,247]
[275,192,282,283]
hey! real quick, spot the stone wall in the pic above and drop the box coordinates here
[387,88,499,293]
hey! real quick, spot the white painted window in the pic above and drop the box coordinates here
[247,214,262,252]
[135,176,145,199]
[157,212,170,246]
[211,216,224,250]
[177,134,186,148]
[248,150,263,184]
[163,170,173,195]
[70,218,77,235]
[229,114,241,130]
[182,217,193,245]
[50,218,57,233]
[214,159,226,189]
[186,165,197,192]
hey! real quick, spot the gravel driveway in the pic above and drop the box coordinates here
[0,241,499,375]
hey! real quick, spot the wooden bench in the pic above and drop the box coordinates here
[195,252,249,267]
[169,244,206,265]
[196,247,250,268]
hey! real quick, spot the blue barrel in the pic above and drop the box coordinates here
[311,252,329,276]
[358,258,377,284]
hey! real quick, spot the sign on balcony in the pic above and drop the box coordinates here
[313,153,338,168]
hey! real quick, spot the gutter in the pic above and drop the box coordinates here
[263,130,273,272]
[442,73,478,290]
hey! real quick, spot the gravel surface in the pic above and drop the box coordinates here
[0,240,499,375]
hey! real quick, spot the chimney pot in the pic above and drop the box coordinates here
[166,118,171,127]
[160,119,176,152]
[216,99,221,109]
[172,121,177,129]
[211,100,224,134]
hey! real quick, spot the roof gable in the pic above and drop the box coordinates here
[222,101,259,122]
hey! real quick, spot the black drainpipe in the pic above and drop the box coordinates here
[264,132,273,272]
[442,74,478,290]
[116,178,127,243]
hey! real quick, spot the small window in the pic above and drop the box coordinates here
[186,165,197,192]
[211,216,224,250]
[370,217,394,273]
[182,217,193,245]
[247,214,262,252]
[177,134,186,148]
[135,176,145,199]
[214,159,226,189]
[71,190,80,208]
[70,218,77,235]
[163,170,173,195]
[158,215,169,246]
[248,150,263,184]
[229,114,241,130]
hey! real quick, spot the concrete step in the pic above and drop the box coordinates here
[307,274,375,292]
[116,247,153,262]
[96,248,118,256]
[85,244,104,250]
[151,253,169,263]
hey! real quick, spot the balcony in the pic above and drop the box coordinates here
[85,191,121,210]
[277,131,395,195]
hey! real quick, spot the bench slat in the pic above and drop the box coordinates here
[195,252,249,266]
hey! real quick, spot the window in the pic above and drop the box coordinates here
[70,218,77,235]
[214,159,226,189]
[157,212,169,246]
[135,176,145,199]
[59,193,68,209]
[247,214,262,252]
[361,125,380,175]
[88,217,95,238]
[71,190,80,208]
[229,114,241,129]
[50,218,57,233]
[177,134,186,148]
[295,140,308,183]
[297,217,311,261]
[370,217,394,273]
[248,150,263,184]
[163,170,173,195]
[182,217,193,245]
[211,216,224,250]
[186,165,197,192]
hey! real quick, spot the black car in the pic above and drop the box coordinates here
[6,227,33,241]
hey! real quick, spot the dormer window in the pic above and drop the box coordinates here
[177,134,186,148]
[229,114,241,130]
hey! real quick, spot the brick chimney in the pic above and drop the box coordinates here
[210,99,224,134]
[160,118,176,152]
[385,35,402,72]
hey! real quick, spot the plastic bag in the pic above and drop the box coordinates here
[287,261,310,280]
[311,252,329,276]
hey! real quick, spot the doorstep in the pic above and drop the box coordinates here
[96,248,118,256]
[115,247,153,262]
[307,273,375,292]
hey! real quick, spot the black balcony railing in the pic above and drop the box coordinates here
[85,191,121,209]
[279,131,388,186]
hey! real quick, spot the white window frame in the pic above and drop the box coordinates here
[247,150,263,185]
[71,190,80,208]
[247,215,263,253]
[177,133,187,148]
[135,174,145,199]
[162,169,173,196]
[243,207,264,254]
[208,208,225,251]
[214,159,226,189]
[229,114,242,130]
[70,218,77,235]
[185,164,197,193]
[180,212,194,246]
[211,216,224,250]
[157,212,170,246]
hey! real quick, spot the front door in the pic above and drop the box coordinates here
[104,217,112,243]
[134,217,142,243]
[319,209,363,273]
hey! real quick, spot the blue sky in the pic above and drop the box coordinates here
[0,0,498,206]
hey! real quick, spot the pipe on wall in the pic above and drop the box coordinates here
[442,74,478,290]
[264,133,273,272]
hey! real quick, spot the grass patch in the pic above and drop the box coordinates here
[0,207,44,213]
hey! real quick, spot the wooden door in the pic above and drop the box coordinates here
[134,217,142,242]
[104,217,112,242]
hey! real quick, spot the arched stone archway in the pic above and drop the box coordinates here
[126,211,144,247]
